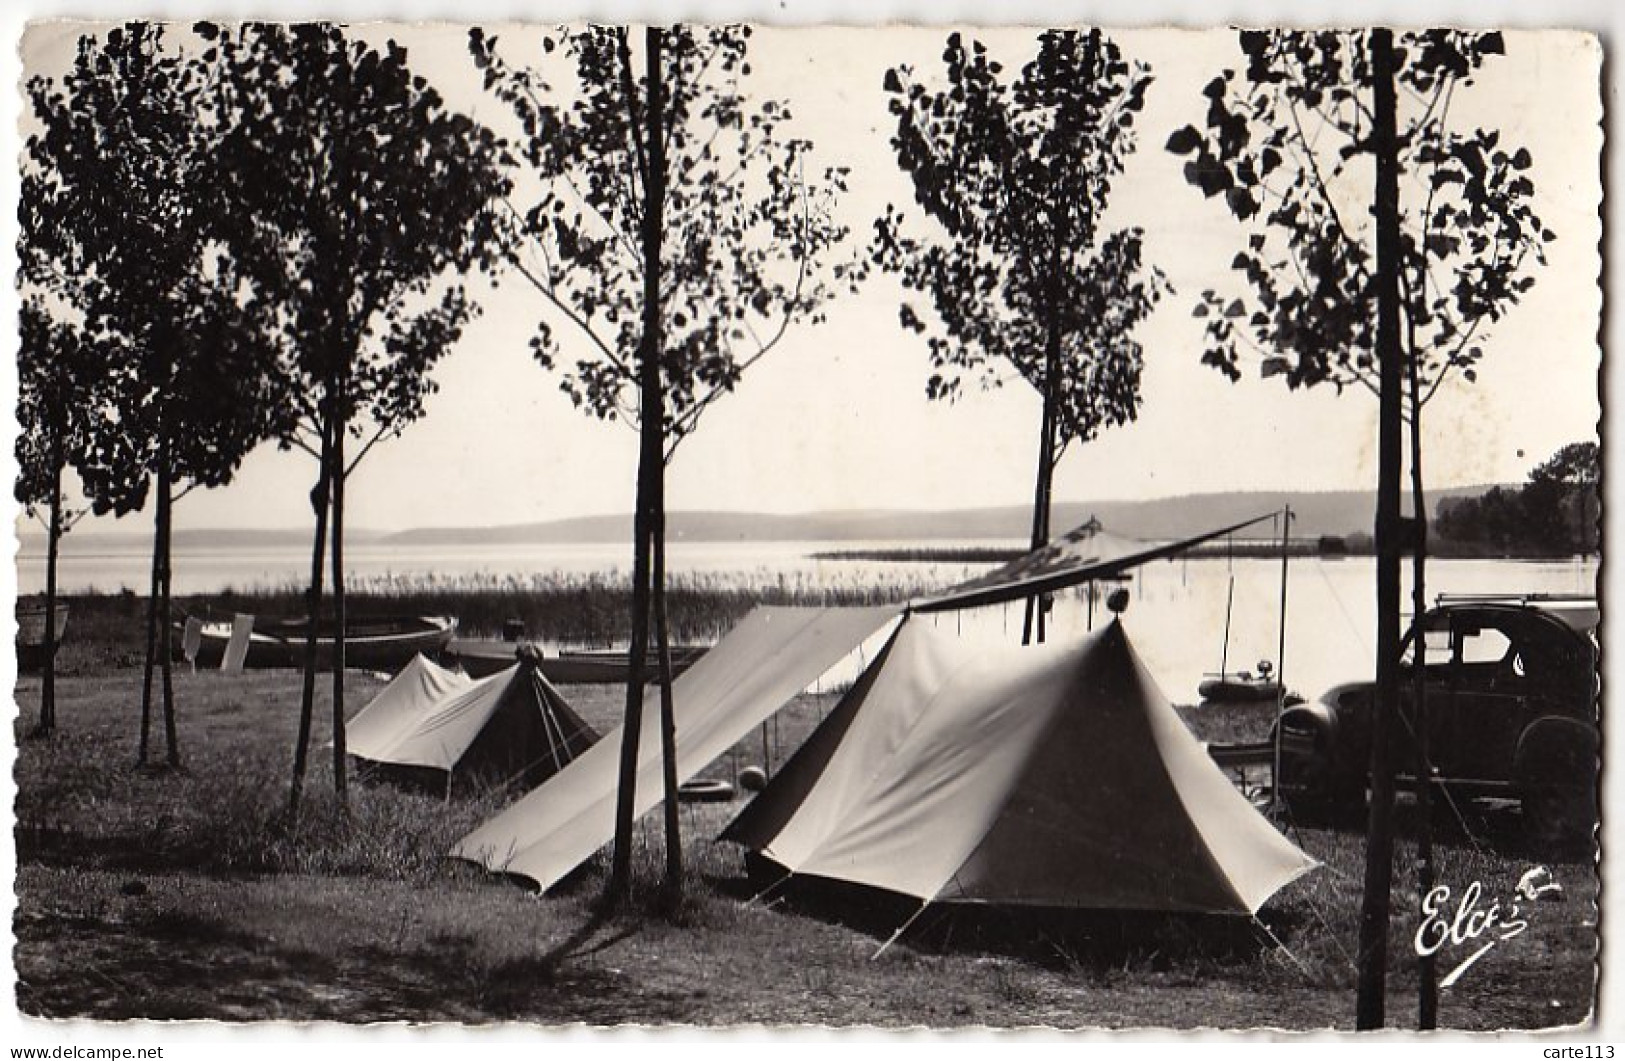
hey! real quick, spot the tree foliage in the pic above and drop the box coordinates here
[22,22,280,516]
[872,30,1166,458]
[15,304,98,517]
[206,22,509,466]
[469,24,861,457]
[1166,30,1554,401]
[1435,442,1599,555]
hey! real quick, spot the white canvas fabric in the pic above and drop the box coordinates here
[452,604,902,890]
[726,616,1316,915]
[347,653,479,769]
[348,657,596,788]
[915,514,1276,613]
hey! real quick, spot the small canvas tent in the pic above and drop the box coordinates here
[348,654,598,794]
[722,615,1315,916]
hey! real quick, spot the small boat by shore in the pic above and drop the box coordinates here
[1198,674,1286,704]
[1197,657,1301,705]
[16,601,70,673]
[445,638,708,684]
[183,614,456,672]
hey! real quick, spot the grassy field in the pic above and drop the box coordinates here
[12,661,1599,1030]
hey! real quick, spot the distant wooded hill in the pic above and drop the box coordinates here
[20,486,1500,553]
[379,486,1494,546]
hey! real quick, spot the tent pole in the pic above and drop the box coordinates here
[1272,506,1293,812]
[1253,915,1314,981]
[747,872,794,907]
[872,900,932,961]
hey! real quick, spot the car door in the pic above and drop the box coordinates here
[1430,611,1525,784]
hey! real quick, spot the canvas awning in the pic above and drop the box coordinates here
[912,512,1280,613]
[452,604,902,890]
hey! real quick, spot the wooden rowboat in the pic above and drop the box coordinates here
[183,614,456,672]
[445,638,708,684]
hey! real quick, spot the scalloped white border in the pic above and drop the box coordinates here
[2,2,1617,1051]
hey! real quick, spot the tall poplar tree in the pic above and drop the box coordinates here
[873,30,1166,643]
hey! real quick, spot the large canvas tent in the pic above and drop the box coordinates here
[722,615,1316,916]
[348,654,598,793]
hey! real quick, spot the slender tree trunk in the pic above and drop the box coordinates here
[138,479,160,766]
[157,442,179,767]
[1022,256,1065,646]
[290,403,334,815]
[654,488,682,909]
[1021,395,1056,645]
[607,26,667,908]
[1035,403,1056,644]
[330,412,348,803]
[608,474,656,906]
[1356,26,1404,1031]
[1407,344,1436,1029]
[646,26,681,911]
[37,440,63,736]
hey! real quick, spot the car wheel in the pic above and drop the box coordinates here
[1516,722,1599,856]
[1522,779,1596,856]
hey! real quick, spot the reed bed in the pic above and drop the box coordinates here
[39,567,963,670]
[809,546,1025,564]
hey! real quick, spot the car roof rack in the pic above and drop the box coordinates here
[1434,592,1597,606]
[1432,593,1599,634]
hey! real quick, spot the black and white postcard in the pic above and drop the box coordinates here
[6,0,1615,1048]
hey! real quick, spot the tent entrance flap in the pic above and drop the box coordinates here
[452,604,902,891]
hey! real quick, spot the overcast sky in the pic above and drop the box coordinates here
[10,14,1606,534]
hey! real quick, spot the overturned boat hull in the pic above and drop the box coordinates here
[184,615,456,672]
[445,639,708,683]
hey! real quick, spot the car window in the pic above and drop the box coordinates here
[1459,626,1513,665]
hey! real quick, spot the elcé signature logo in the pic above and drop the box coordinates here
[1414,866,1563,988]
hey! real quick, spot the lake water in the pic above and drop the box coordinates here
[15,537,1597,706]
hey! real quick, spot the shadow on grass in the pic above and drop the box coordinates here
[15,821,216,875]
[18,888,688,1023]
[1275,792,1598,868]
[736,854,1277,978]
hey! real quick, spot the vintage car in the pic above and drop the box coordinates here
[1275,594,1599,848]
